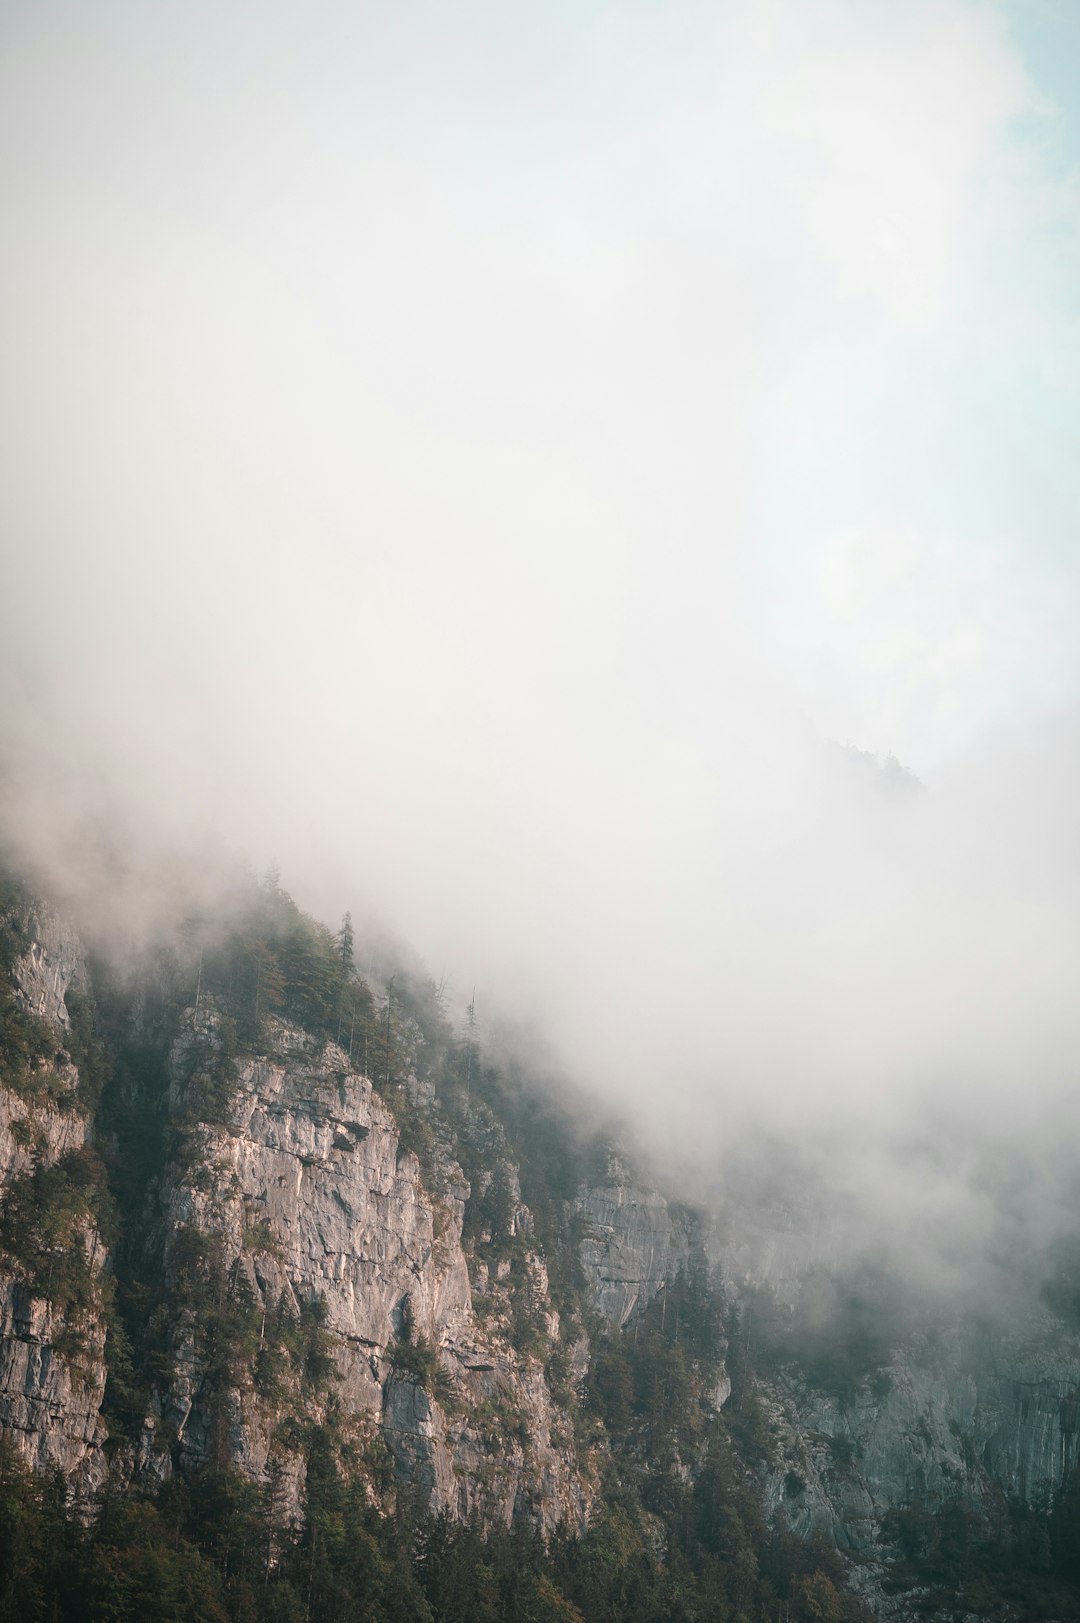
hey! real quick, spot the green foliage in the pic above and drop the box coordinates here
[186,881,455,1207]
[0,863,910,1622]
[178,1020,241,1125]
[0,870,32,955]
[462,1163,516,1256]
[586,1258,727,1465]
[177,876,369,1059]
[382,1074,440,1189]
[543,1337,576,1411]
[723,1302,776,1464]
[335,912,355,975]
[388,1335,441,1388]
[588,1342,634,1433]
[0,1147,113,1327]
[1051,1458,1080,1585]
[0,979,56,1105]
[387,1296,453,1398]
[81,1497,232,1623]
[876,1485,1080,1620]
[0,1306,885,1623]
[9,1117,35,1149]
[0,873,68,1108]
[164,1226,341,1430]
[507,1252,548,1356]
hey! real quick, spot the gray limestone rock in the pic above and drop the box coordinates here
[151,1017,588,1531]
[576,1153,692,1328]
[0,904,108,1498]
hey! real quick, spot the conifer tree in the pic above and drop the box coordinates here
[336,912,355,975]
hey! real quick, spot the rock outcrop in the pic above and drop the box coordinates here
[576,1152,693,1328]
[580,1140,1080,1582]
[5,880,1080,1612]
[756,1319,1080,1554]
[0,903,109,1497]
[141,1013,588,1531]
[11,903,85,1031]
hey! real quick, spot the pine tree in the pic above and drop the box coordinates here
[336,912,355,975]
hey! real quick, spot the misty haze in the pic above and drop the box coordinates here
[2,2,1080,1619]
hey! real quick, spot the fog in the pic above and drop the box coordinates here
[2,0,1080,1250]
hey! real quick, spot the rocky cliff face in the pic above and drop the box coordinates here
[11,905,85,1031]
[755,1318,1080,1552]
[576,1151,693,1328]
[0,903,110,1498]
[713,1192,1080,1567]
[5,879,1080,1615]
[576,1144,1080,1587]
[0,888,601,1531]
[130,1010,589,1531]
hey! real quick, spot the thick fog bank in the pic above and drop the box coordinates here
[2,700,1078,1251]
[3,0,1080,1317]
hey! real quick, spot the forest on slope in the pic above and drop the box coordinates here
[2,862,1080,1620]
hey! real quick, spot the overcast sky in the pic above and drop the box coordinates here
[2,0,1079,1159]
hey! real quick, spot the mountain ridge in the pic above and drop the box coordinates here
[3,861,1080,1619]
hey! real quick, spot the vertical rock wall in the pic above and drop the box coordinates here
[0,904,109,1496]
[144,1016,589,1531]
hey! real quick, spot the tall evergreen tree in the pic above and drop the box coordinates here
[335,912,355,975]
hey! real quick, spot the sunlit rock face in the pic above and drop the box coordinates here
[0,895,592,1532]
[11,903,85,1030]
[146,1018,588,1532]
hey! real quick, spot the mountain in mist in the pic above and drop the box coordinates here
[4,0,1080,1615]
[2,846,1080,1621]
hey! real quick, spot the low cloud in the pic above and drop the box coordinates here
[2,0,1079,1276]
